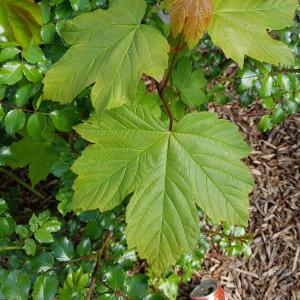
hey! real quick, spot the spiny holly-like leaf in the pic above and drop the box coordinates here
[0,0,42,48]
[71,105,254,274]
[43,0,169,113]
[208,0,297,67]
[170,0,214,48]
[7,134,67,186]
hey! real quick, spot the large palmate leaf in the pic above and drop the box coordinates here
[43,0,169,112]
[72,105,254,274]
[208,0,297,67]
[0,0,42,47]
[170,0,214,48]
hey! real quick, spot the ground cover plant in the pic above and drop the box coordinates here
[0,0,299,299]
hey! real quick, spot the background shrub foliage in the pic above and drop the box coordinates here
[0,0,299,299]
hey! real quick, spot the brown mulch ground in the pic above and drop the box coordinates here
[179,101,300,300]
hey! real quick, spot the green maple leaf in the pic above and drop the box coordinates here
[8,135,67,186]
[0,0,42,47]
[43,0,169,112]
[208,0,297,67]
[72,105,254,274]
[172,58,207,107]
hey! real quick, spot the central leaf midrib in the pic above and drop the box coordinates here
[155,133,195,265]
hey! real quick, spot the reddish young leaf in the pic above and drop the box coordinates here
[170,0,213,48]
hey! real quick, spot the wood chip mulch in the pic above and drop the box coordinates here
[179,101,300,300]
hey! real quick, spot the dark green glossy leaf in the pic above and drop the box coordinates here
[52,237,74,261]
[43,219,62,232]
[39,0,52,24]
[28,251,54,272]
[83,221,104,240]
[271,105,286,124]
[70,0,90,12]
[258,115,273,132]
[233,226,246,237]
[22,44,46,64]
[50,107,81,132]
[2,270,31,300]
[260,76,274,98]
[0,47,20,63]
[239,68,257,90]
[239,91,254,107]
[106,266,125,290]
[4,109,25,135]
[34,228,54,243]
[0,215,16,236]
[284,99,299,114]
[33,274,59,300]
[15,224,29,238]
[23,64,43,83]
[41,24,57,44]
[262,97,274,109]
[277,74,290,92]
[76,237,91,256]
[27,114,47,138]
[29,213,39,232]
[38,210,51,224]
[242,243,252,257]
[24,238,36,256]
[15,83,35,106]
[0,62,23,85]
[127,274,148,300]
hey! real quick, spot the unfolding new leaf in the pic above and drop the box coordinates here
[43,0,169,113]
[208,0,297,67]
[71,105,254,274]
[0,0,42,47]
[170,0,214,48]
